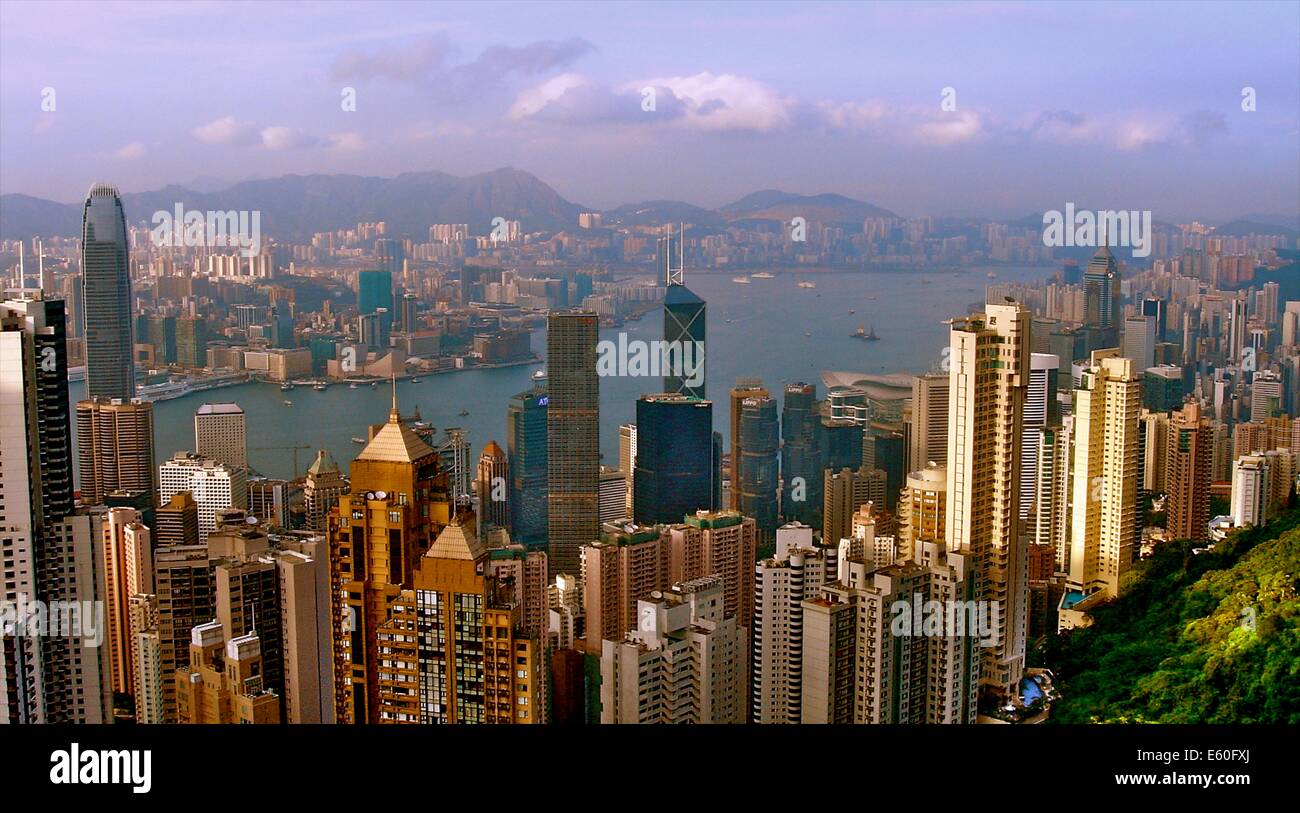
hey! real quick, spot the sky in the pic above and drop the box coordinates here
[1,0,1298,221]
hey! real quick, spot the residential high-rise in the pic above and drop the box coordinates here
[1231,455,1270,528]
[729,379,768,510]
[1021,353,1059,521]
[128,594,164,724]
[75,396,156,507]
[158,452,248,538]
[781,382,819,524]
[81,183,135,400]
[248,477,289,527]
[600,576,746,724]
[508,383,549,547]
[897,462,946,562]
[618,422,637,513]
[101,507,153,697]
[669,510,759,632]
[909,373,949,472]
[633,394,718,524]
[737,395,779,544]
[329,392,456,724]
[155,490,200,547]
[1167,402,1213,542]
[475,440,510,534]
[822,467,876,545]
[154,543,214,722]
[662,282,706,399]
[581,523,671,655]
[946,301,1031,699]
[175,623,281,724]
[194,402,247,471]
[546,311,599,574]
[1068,351,1141,601]
[303,449,347,534]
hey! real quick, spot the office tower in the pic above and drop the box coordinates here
[546,311,599,575]
[1251,371,1284,420]
[159,452,248,538]
[1259,281,1281,326]
[398,293,419,333]
[1123,315,1157,371]
[128,594,165,724]
[737,395,779,544]
[909,373,949,472]
[600,576,746,724]
[154,543,214,721]
[248,478,289,527]
[271,305,295,349]
[1021,353,1060,521]
[1068,352,1140,600]
[155,490,200,547]
[752,534,832,723]
[729,379,768,509]
[581,524,671,655]
[1,296,107,724]
[781,382,819,524]
[598,466,626,523]
[75,396,156,507]
[662,282,706,399]
[1283,301,1300,347]
[633,394,718,524]
[618,422,637,513]
[329,393,455,724]
[1083,242,1122,347]
[1049,327,1088,398]
[822,467,876,545]
[946,301,1030,699]
[358,269,394,335]
[1167,402,1213,542]
[81,183,134,399]
[1142,297,1167,341]
[669,510,759,631]
[101,507,153,697]
[1231,455,1270,528]
[194,402,247,471]
[1228,296,1249,365]
[898,463,946,562]
[475,440,510,533]
[374,521,543,723]
[175,623,281,724]
[819,414,864,473]
[508,384,549,548]
[1143,365,1185,413]
[303,449,347,534]
[174,316,208,368]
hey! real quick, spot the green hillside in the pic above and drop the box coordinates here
[1045,509,1300,723]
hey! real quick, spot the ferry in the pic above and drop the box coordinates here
[351,436,366,444]
[751,272,775,279]
[797,281,816,289]
[135,380,193,402]
[851,324,881,341]
[732,276,752,284]
[313,381,328,391]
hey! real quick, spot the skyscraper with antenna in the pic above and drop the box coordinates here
[662,223,707,399]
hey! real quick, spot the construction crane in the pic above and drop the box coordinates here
[250,444,313,480]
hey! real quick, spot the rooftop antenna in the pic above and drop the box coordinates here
[665,223,684,286]
[38,240,48,294]
[390,372,399,420]
[17,242,24,288]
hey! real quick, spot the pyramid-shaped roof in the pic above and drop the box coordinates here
[356,380,435,464]
[427,520,485,561]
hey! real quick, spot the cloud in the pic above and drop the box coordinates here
[115,141,145,159]
[259,126,319,150]
[328,132,366,151]
[193,116,260,146]
[638,72,794,131]
[1021,109,1229,151]
[913,110,984,145]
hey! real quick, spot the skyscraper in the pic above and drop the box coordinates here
[155,490,200,547]
[729,379,768,510]
[1167,402,1212,542]
[1231,455,1270,528]
[781,382,819,524]
[1083,242,1122,348]
[546,311,599,574]
[75,397,156,507]
[194,402,247,472]
[101,507,152,698]
[737,395,779,544]
[475,440,510,534]
[358,269,394,335]
[946,301,1031,700]
[633,394,718,524]
[1020,353,1059,521]
[304,449,347,534]
[508,383,549,548]
[81,183,135,400]
[662,283,706,399]
[158,453,248,539]
[909,372,949,472]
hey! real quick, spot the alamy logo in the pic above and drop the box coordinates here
[50,743,151,794]
[596,333,704,387]
[889,594,998,647]
[151,204,262,257]
[1,595,104,647]
[1042,203,1151,258]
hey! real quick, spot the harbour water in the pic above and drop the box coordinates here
[68,265,1053,483]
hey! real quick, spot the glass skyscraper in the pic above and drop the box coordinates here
[80,183,134,400]
[632,394,718,525]
[508,382,549,548]
[663,283,706,399]
[781,382,819,524]
[546,310,599,574]
[358,269,394,334]
[738,395,779,544]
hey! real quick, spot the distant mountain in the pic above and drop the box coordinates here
[601,200,725,228]
[1213,219,1298,238]
[1232,213,1300,232]
[0,168,587,241]
[720,190,896,225]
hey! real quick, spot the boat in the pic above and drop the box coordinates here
[351,437,366,444]
[313,382,328,391]
[411,377,422,383]
[280,382,294,392]
[283,399,293,406]
[732,276,751,284]
[752,272,775,279]
[804,332,812,337]
[459,409,469,416]
[987,271,997,279]
[849,309,856,314]
[371,382,378,388]
[797,281,816,289]
[350,383,358,389]
[851,324,881,341]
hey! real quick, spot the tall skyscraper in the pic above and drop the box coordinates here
[81,183,135,400]
[75,396,156,507]
[303,449,347,534]
[154,543,214,722]
[1083,242,1122,347]
[358,269,394,335]
[897,462,946,562]
[1122,315,1157,371]
[1167,402,1212,542]
[729,379,768,510]
[822,467,877,545]
[781,382,819,524]
[101,507,152,698]
[475,440,510,534]
[1068,351,1140,600]
[508,383,549,548]
[737,395,780,544]
[909,372,949,472]
[1231,455,1270,528]
[633,394,718,524]
[946,301,1031,699]
[1020,353,1059,521]
[662,283,706,399]
[618,422,637,513]
[194,402,247,472]
[546,311,599,575]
